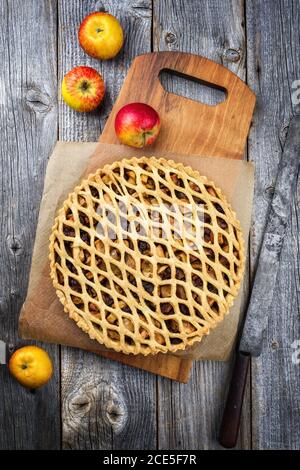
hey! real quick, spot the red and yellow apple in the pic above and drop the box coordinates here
[115,103,161,148]
[79,12,124,60]
[61,66,105,112]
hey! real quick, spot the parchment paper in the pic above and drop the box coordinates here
[19,141,254,361]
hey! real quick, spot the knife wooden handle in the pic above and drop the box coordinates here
[218,351,250,448]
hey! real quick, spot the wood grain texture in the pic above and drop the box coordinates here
[58,0,157,450]
[246,0,300,450]
[100,52,255,159]
[62,350,156,450]
[153,0,252,450]
[0,0,60,449]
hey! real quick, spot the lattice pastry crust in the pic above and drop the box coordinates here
[49,157,244,355]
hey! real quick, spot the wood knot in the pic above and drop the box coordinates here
[223,48,241,63]
[7,234,23,255]
[25,88,52,113]
[70,396,91,417]
[63,381,127,446]
[264,184,275,200]
[105,395,126,430]
[165,32,177,45]
[279,120,291,147]
[271,340,279,350]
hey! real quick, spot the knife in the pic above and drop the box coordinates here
[0,339,7,365]
[218,116,300,448]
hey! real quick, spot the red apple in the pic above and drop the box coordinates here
[79,12,124,60]
[114,103,161,148]
[61,66,105,112]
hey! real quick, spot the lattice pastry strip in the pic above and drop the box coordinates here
[49,157,245,355]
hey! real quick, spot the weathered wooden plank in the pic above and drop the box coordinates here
[246,0,300,450]
[154,0,251,449]
[58,0,156,450]
[0,0,60,449]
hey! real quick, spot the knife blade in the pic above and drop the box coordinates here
[219,115,300,448]
[0,339,7,365]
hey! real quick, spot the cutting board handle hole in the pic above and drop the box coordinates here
[159,69,227,106]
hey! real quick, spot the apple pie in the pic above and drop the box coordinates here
[49,157,244,355]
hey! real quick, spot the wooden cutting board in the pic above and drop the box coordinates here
[98,52,255,382]
[100,52,255,158]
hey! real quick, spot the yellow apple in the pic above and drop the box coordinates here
[9,346,53,389]
[79,12,124,60]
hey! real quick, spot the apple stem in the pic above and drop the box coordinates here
[142,132,147,147]
[142,131,152,146]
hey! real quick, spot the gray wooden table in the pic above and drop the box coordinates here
[1,0,300,450]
